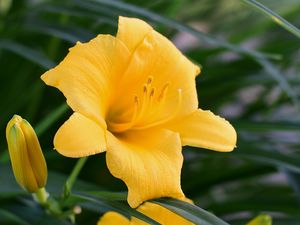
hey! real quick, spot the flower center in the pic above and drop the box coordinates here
[108,76,182,133]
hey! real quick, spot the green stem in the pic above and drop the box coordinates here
[33,187,49,206]
[63,157,88,199]
[33,188,63,217]
[242,0,300,39]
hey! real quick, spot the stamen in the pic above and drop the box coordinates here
[158,83,170,102]
[143,84,148,93]
[133,83,149,124]
[134,95,139,104]
[132,88,183,130]
[107,96,139,133]
[148,87,156,113]
[147,76,153,85]
[150,87,155,98]
[108,77,182,133]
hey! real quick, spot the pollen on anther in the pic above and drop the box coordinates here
[147,76,153,85]
[158,83,170,101]
[150,88,155,97]
[143,84,148,93]
[134,96,139,104]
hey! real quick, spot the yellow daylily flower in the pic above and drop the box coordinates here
[246,215,272,225]
[6,115,47,193]
[41,16,237,208]
[98,202,194,225]
[97,212,130,225]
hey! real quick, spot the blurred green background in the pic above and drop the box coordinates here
[0,0,300,224]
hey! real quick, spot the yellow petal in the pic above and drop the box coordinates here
[54,112,106,157]
[97,212,130,225]
[109,28,200,130]
[20,119,47,188]
[169,109,237,152]
[6,115,47,193]
[106,129,184,208]
[117,16,153,53]
[247,215,272,225]
[7,124,39,192]
[131,202,194,225]
[41,34,130,124]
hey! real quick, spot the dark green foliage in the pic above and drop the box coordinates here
[0,0,299,224]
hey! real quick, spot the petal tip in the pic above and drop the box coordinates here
[195,65,201,76]
[40,69,56,86]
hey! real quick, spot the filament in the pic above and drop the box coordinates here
[108,76,182,133]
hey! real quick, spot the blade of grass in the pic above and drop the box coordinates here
[230,146,300,174]
[0,209,32,225]
[35,103,69,135]
[82,191,127,201]
[242,0,300,39]
[233,120,300,132]
[24,22,94,43]
[72,194,162,225]
[284,169,300,202]
[0,39,55,69]
[152,198,230,225]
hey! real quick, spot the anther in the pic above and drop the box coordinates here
[134,96,139,104]
[158,83,170,101]
[147,76,153,85]
[150,87,155,97]
[143,84,148,93]
[132,87,183,130]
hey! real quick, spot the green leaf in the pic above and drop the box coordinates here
[233,120,300,132]
[152,198,230,225]
[0,39,55,69]
[2,204,73,225]
[35,103,69,136]
[0,209,32,225]
[242,0,300,39]
[83,191,127,201]
[284,169,300,202]
[72,193,162,225]
[230,146,300,174]
[0,164,23,197]
[24,22,95,43]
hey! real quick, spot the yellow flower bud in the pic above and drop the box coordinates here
[6,115,47,193]
[247,215,272,225]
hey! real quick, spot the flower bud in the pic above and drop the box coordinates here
[247,215,272,225]
[6,115,47,193]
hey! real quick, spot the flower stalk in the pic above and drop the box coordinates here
[63,157,88,199]
[33,187,49,206]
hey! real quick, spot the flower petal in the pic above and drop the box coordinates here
[106,129,184,208]
[54,112,106,157]
[132,202,194,225]
[97,212,130,225]
[117,16,153,53]
[41,34,130,124]
[7,124,39,192]
[111,27,200,128]
[168,109,237,152]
